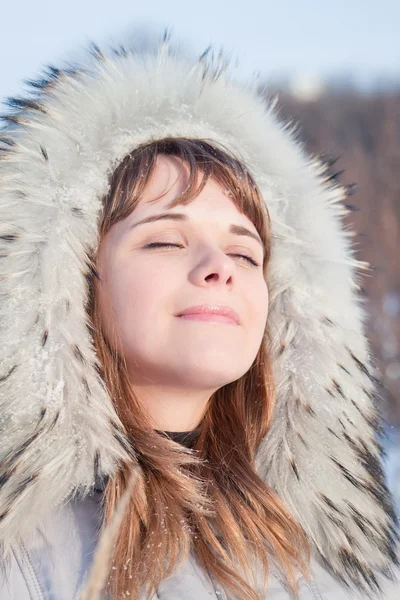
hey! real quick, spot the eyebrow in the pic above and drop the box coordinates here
[130,212,264,249]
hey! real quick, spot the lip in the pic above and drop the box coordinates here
[176,304,241,325]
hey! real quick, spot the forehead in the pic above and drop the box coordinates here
[142,155,190,201]
[134,155,251,224]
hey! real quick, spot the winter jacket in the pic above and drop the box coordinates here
[0,38,399,599]
[0,493,399,600]
[1,490,400,600]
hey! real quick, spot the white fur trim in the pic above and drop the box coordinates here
[0,44,398,594]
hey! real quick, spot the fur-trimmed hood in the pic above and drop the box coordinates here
[0,40,398,597]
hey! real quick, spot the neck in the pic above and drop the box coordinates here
[131,384,213,431]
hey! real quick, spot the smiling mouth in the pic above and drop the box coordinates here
[175,303,241,325]
[177,313,238,325]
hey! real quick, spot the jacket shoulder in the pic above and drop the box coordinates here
[0,493,102,600]
[303,557,400,600]
[0,548,32,600]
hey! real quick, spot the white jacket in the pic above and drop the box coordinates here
[0,39,399,599]
[1,491,399,599]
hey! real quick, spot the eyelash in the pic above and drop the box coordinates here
[144,242,260,267]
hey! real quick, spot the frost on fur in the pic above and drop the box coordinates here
[0,41,398,596]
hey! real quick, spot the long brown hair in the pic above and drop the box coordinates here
[87,138,310,600]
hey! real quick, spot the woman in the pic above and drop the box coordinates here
[0,40,399,600]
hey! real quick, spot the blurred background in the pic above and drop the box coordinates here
[1,0,399,504]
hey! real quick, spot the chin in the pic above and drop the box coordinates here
[178,363,249,389]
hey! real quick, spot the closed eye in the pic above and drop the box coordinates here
[144,242,184,249]
[230,254,260,267]
[143,242,260,267]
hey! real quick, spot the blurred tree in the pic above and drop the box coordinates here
[260,86,400,425]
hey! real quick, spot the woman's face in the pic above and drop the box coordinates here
[96,155,269,397]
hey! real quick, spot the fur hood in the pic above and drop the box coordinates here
[0,40,398,596]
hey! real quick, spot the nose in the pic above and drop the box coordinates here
[188,246,235,288]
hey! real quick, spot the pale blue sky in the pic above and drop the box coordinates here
[1,0,399,100]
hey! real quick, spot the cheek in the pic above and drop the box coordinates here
[99,258,174,336]
[247,279,269,335]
